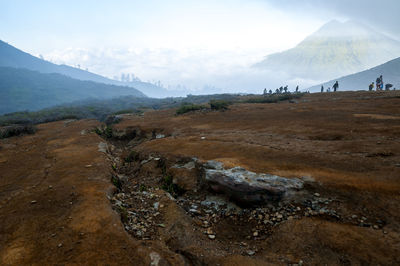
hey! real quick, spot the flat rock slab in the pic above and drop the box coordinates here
[204,161,303,204]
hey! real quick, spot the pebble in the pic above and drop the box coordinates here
[373,225,379,230]
[57,243,63,248]
[314,193,320,197]
[351,215,357,219]
[246,250,255,256]
[253,231,259,237]
[31,200,37,204]
[208,234,216,240]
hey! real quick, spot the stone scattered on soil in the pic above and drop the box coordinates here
[204,161,304,204]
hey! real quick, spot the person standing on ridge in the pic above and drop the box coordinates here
[333,81,339,92]
[379,75,384,90]
[321,85,324,93]
[376,76,381,91]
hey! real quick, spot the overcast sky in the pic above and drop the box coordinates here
[1,0,399,92]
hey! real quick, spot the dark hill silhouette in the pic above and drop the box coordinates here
[308,57,400,92]
[0,67,146,114]
[0,40,171,98]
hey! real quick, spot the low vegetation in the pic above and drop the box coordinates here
[175,103,208,115]
[243,93,305,104]
[0,124,36,139]
[209,100,231,110]
[161,175,185,198]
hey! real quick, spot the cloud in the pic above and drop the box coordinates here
[264,0,400,38]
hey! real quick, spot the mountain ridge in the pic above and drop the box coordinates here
[254,20,400,81]
[307,56,400,92]
[0,66,146,114]
[0,40,171,98]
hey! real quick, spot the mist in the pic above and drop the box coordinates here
[1,0,400,95]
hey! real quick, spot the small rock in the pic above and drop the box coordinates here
[314,193,320,197]
[208,234,216,240]
[296,207,301,211]
[31,200,37,204]
[253,231,259,237]
[351,215,357,219]
[246,250,255,256]
[201,137,206,140]
[373,225,379,230]
[189,208,201,215]
[157,224,166,228]
[58,243,63,248]
[85,164,92,168]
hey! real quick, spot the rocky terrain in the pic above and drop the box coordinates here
[1,91,400,265]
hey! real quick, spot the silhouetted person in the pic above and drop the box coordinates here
[380,75,384,90]
[333,81,339,92]
[327,87,331,92]
[321,85,324,93]
[385,83,393,90]
[376,76,381,91]
[295,85,299,92]
[369,82,374,91]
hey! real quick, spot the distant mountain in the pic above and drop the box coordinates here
[0,40,170,98]
[0,67,146,114]
[308,57,400,92]
[254,20,400,81]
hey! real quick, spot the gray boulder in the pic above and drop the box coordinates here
[204,161,303,204]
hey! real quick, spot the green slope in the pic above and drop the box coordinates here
[0,67,146,114]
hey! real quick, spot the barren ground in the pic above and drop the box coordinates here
[1,91,400,265]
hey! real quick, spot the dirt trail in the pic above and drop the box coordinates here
[0,120,183,265]
[1,91,400,265]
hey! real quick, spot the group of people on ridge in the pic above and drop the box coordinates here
[369,75,394,91]
[263,85,300,95]
[321,81,339,93]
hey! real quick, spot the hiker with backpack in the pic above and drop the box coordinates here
[333,81,339,92]
[369,82,374,91]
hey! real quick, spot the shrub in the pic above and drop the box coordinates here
[209,100,231,110]
[111,175,122,190]
[244,93,304,104]
[0,124,36,139]
[161,175,185,198]
[125,151,139,163]
[104,126,113,139]
[176,104,207,115]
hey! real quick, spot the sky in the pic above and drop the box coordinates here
[1,0,399,93]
